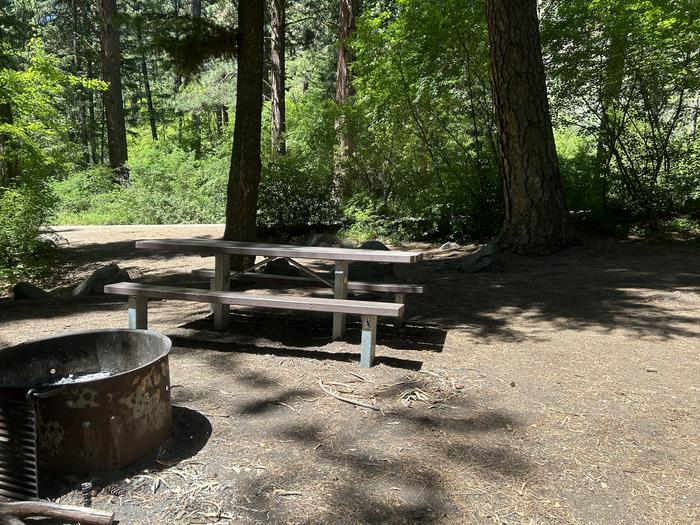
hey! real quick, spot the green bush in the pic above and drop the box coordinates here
[258,155,339,232]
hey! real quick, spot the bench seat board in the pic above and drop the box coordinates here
[191,269,425,294]
[104,282,403,317]
[136,239,423,264]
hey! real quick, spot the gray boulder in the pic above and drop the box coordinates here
[459,243,498,274]
[439,242,460,252]
[73,263,131,296]
[263,257,300,276]
[305,232,337,247]
[349,240,394,280]
[13,282,49,300]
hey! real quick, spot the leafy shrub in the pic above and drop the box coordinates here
[258,154,339,232]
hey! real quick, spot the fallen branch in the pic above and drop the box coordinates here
[0,501,114,525]
[318,380,380,411]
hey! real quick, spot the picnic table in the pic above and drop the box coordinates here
[105,238,425,367]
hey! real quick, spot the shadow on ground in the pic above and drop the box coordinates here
[41,406,211,500]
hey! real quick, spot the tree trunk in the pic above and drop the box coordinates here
[223,0,264,247]
[486,0,573,254]
[87,56,99,164]
[137,23,158,141]
[594,26,627,212]
[72,0,90,166]
[0,102,16,188]
[333,0,359,193]
[270,0,286,156]
[99,0,128,179]
[191,0,202,157]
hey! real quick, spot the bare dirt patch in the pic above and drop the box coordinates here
[1,225,698,524]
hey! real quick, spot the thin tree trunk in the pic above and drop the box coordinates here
[333,0,359,193]
[0,102,16,187]
[486,0,573,254]
[191,0,202,157]
[594,28,627,212]
[72,0,90,166]
[173,0,183,140]
[87,56,99,164]
[270,0,286,156]
[223,0,264,249]
[99,0,129,179]
[137,24,158,140]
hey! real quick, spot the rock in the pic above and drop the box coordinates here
[359,240,390,251]
[12,282,49,300]
[263,257,300,276]
[459,243,498,274]
[73,263,131,296]
[349,240,393,280]
[439,242,460,251]
[305,232,336,247]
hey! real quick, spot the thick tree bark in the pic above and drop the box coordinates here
[99,0,129,178]
[333,0,359,193]
[486,0,573,254]
[223,0,264,246]
[270,0,286,155]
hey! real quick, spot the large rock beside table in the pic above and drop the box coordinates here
[263,257,301,276]
[349,240,394,280]
[459,243,498,274]
[73,263,131,296]
[12,282,49,300]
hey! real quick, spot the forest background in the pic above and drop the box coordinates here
[0,0,698,283]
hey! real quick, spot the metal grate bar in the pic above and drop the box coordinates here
[0,397,39,500]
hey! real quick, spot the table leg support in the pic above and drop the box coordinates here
[394,293,405,330]
[128,297,148,329]
[213,254,231,330]
[332,261,349,340]
[360,315,377,368]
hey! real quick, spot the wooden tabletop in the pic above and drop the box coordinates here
[135,238,424,263]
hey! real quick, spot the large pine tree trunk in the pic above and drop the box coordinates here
[99,0,129,178]
[223,0,264,246]
[270,0,286,156]
[333,0,358,194]
[487,0,573,254]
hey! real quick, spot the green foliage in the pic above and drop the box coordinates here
[53,136,229,224]
[348,0,501,241]
[0,39,101,283]
[542,0,700,224]
[258,154,339,232]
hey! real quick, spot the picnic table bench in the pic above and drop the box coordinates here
[104,238,425,367]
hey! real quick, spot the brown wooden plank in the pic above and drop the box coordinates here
[104,283,403,317]
[135,239,423,263]
[191,269,425,294]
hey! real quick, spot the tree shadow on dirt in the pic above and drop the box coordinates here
[230,403,528,523]
[414,243,700,343]
[41,406,212,500]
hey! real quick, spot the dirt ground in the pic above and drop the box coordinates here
[0,225,698,525]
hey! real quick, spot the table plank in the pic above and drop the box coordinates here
[135,238,424,263]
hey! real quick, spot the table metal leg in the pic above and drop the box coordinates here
[213,254,231,329]
[332,261,349,340]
